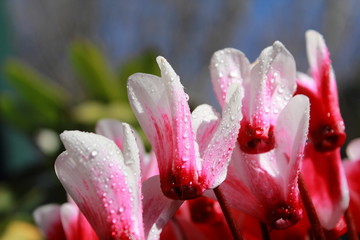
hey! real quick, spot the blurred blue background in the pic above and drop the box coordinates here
[1,0,360,238]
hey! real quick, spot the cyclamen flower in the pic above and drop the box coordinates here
[297,30,349,229]
[210,42,296,154]
[210,42,310,229]
[54,123,182,240]
[127,56,243,200]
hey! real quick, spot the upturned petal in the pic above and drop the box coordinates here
[55,125,144,239]
[210,48,250,107]
[296,30,346,152]
[238,41,296,154]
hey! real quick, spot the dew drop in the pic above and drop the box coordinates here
[91,150,98,158]
[229,70,238,78]
[118,206,125,213]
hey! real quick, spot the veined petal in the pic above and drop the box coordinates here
[142,175,183,239]
[128,57,201,200]
[302,147,349,229]
[274,95,309,196]
[239,41,296,154]
[201,83,243,188]
[33,204,66,240]
[55,126,144,239]
[209,48,250,107]
[96,119,159,181]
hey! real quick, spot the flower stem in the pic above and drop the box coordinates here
[259,221,271,240]
[214,185,243,240]
[344,208,359,240]
[297,173,326,240]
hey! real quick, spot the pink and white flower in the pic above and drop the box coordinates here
[296,30,346,152]
[210,41,296,154]
[54,123,182,239]
[127,56,243,200]
[297,30,349,230]
[210,42,310,229]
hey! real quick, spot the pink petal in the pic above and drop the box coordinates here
[128,57,201,200]
[55,126,144,239]
[33,204,66,240]
[96,119,159,181]
[142,175,183,239]
[201,83,243,188]
[239,41,296,154]
[302,147,349,229]
[343,158,360,231]
[298,30,345,152]
[210,48,250,107]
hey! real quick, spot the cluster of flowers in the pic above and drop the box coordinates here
[33,30,360,240]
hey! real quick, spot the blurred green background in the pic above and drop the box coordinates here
[1,0,360,239]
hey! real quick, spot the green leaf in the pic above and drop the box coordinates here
[3,59,69,112]
[0,93,60,131]
[69,40,121,102]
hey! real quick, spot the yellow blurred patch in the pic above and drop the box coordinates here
[1,221,42,240]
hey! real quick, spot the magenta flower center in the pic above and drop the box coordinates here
[238,121,275,154]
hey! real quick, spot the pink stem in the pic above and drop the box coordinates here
[214,185,243,240]
[298,173,326,240]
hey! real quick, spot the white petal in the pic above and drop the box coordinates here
[96,119,156,181]
[202,83,243,188]
[191,104,220,157]
[60,203,79,239]
[55,128,144,239]
[275,95,310,194]
[209,48,250,107]
[305,30,327,74]
[142,175,183,240]
[246,41,296,123]
[346,138,360,161]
